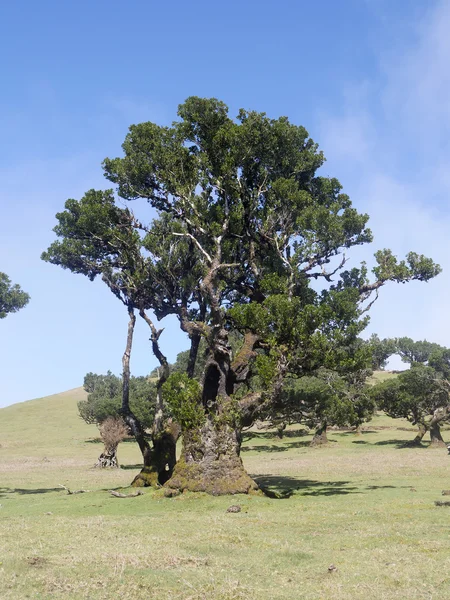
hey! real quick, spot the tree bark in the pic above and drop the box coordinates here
[187,333,202,379]
[429,421,446,447]
[428,406,449,448]
[410,422,427,446]
[131,308,180,487]
[166,417,257,495]
[167,253,266,495]
[310,421,328,446]
[118,306,158,486]
[166,322,259,494]
[95,444,119,468]
[353,424,362,436]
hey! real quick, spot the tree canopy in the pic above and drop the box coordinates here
[395,337,446,365]
[79,372,157,429]
[371,362,450,446]
[0,272,29,319]
[43,97,441,494]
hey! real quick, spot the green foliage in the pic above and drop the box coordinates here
[45,96,441,445]
[0,272,30,319]
[371,363,447,425]
[367,334,397,370]
[161,372,204,430]
[428,348,450,379]
[78,372,157,428]
[254,354,278,388]
[395,337,446,365]
[41,189,148,307]
[372,250,440,285]
[278,369,375,430]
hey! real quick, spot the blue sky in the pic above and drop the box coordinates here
[1,0,449,407]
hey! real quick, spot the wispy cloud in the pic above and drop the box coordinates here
[316,0,450,349]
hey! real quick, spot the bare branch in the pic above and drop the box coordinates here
[172,232,212,264]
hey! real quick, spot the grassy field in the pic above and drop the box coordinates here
[1,387,450,599]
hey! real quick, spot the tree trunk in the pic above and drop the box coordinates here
[166,417,257,495]
[429,421,446,447]
[132,422,180,487]
[276,422,287,439]
[130,308,180,487]
[410,422,427,446]
[428,406,449,448]
[95,444,119,468]
[118,306,161,487]
[310,421,328,446]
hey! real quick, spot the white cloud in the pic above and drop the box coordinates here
[315,0,450,348]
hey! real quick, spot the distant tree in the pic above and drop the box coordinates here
[0,272,29,319]
[95,417,129,468]
[395,337,445,365]
[371,364,450,446]
[79,372,157,427]
[368,334,397,370]
[428,348,450,379]
[270,339,376,445]
[79,372,158,467]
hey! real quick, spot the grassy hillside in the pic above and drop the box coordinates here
[368,369,399,385]
[1,388,450,599]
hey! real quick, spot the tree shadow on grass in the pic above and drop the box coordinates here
[243,429,309,442]
[252,476,413,498]
[243,438,341,452]
[0,487,62,496]
[346,438,427,449]
[242,440,312,453]
[120,464,143,470]
[253,475,359,498]
[373,439,428,449]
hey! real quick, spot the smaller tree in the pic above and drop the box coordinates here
[371,364,449,446]
[0,272,29,319]
[276,369,375,446]
[368,335,397,370]
[395,337,445,365]
[96,417,129,468]
[79,372,158,467]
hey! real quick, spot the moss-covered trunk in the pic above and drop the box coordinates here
[310,421,328,446]
[166,417,257,495]
[131,423,179,487]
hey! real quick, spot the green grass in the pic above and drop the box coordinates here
[1,388,450,599]
[368,369,399,385]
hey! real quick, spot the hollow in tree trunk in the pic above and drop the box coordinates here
[131,422,179,487]
[166,327,258,495]
[310,421,328,446]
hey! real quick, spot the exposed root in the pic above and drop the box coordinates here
[58,484,90,495]
[108,489,143,498]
